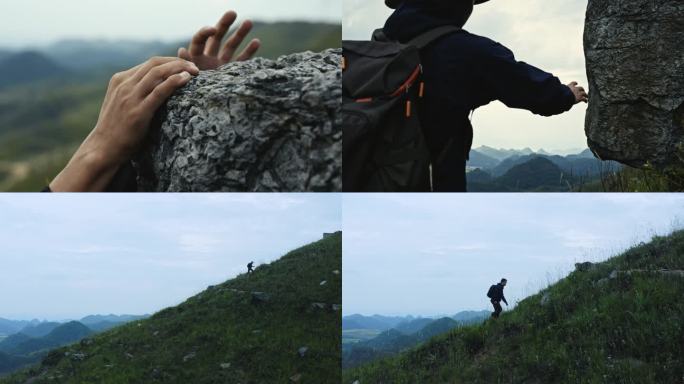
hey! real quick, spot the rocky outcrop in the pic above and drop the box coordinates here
[584,0,684,168]
[134,49,342,192]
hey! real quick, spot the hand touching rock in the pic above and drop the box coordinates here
[50,57,199,192]
[567,81,588,104]
[178,11,261,70]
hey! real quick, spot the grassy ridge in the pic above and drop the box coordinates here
[344,231,684,384]
[1,232,342,384]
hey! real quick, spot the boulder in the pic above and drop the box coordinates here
[584,0,684,168]
[134,49,342,192]
[574,262,595,272]
[298,346,308,358]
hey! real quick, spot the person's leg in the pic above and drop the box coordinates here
[431,146,467,192]
[491,301,502,318]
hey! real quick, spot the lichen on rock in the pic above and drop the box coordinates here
[134,49,342,192]
[584,0,684,168]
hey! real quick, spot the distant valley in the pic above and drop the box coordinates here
[0,315,147,376]
[342,311,489,369]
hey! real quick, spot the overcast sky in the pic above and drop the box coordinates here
[344,0,588,151]
[343,194,684,317]
[0,194,340,321]
[0,0,340,48]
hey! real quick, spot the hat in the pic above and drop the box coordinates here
[385,0,490,9]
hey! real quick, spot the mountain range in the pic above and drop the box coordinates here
[466,147,623,192]
[344,230,684,383]
[1,232,342,383]
[342,311,489,369]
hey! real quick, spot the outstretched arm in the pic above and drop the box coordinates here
[178,11,261,70]
[49,58,199,192]
[481,41,587,116]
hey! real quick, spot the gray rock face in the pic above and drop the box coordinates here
[584,0,684,168]
[135,49,342,191]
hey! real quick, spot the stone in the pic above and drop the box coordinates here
[609,270,619,279]
[575,262,595,272]
[332,304,341,312]
[584,0,684,168]
[251,292,271,303]
[540,292,551,306]
[134,49,342,192]
[320,280,327,286]
[182,352,196,362]
[298,346,308,357]
[290,373,303,382]
[311,302,327,310]
[220,363,231,369]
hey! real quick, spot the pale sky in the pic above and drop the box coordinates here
[0,194,341,321]
[344,0,589,151]
[0,0,340,48]
[343,194,684,316]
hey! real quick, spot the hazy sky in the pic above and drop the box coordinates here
[0,194,341,321]
[0,0,340,48]
[344,0,588,151]
[343,194,684,317]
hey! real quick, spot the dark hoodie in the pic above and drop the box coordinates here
[383,1,575,191]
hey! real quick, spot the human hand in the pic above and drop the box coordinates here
[178,11,261,71]
[50,57,199,192]
[567,81,588,104]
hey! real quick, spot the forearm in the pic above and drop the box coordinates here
[49,136,121,192]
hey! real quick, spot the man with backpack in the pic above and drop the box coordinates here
[247,261,255,274]
[342,0,588,192]
[487,278,508,318]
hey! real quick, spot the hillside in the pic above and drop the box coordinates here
[1,232,342,383]
[0,52,68,90]
[345,230,684,383]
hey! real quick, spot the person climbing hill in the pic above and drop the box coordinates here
[487,278,508,318]
[247,261,255,274]
[349,0,588,192]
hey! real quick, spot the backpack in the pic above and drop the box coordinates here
[342,26,461,192]
[486,284,496,299]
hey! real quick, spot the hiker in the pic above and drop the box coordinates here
[379,0,588,192]
[487,278,508,318]
[247,261,255,274]
[46,11,260,192]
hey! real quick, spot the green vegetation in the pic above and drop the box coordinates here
[344,231,684,383]
[0,21,340,191]
[1,232,342,383]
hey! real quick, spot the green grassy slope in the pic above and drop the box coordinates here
[345,231,684,384]
[1,232,341,384]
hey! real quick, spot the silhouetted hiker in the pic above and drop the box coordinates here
[379,0,588,192]
[247,261,255,274]
[487,278,508,318]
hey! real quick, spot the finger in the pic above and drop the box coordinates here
[219,20,254,63]
[568,81,578,87]
[136,59,199,97]
[207,11,238,56]
[143,71,193,111]
[190,26,217,57]
[178,47,191,61]
[130,57,182,82]
[234,39,261,62]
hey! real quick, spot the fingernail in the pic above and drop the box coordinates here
[181,71,191,80]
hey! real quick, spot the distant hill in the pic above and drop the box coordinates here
[79,314,148,332]
[2,233,342,383]
[0,320,37,337]
[345,230,684,383]
[17,323,60,339]
[467,150,499,169]
[0,352,37,376]
[496,156,568,191]
[0,52,68,90]
[2,322,92,357]
[473,146,535,162]
[342,314,416,331]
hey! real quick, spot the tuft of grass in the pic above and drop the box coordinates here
[344,231,684,384]
[2,233,341,384]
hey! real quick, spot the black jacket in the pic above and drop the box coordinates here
[383,3,575,190]
[490,283,507,304]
